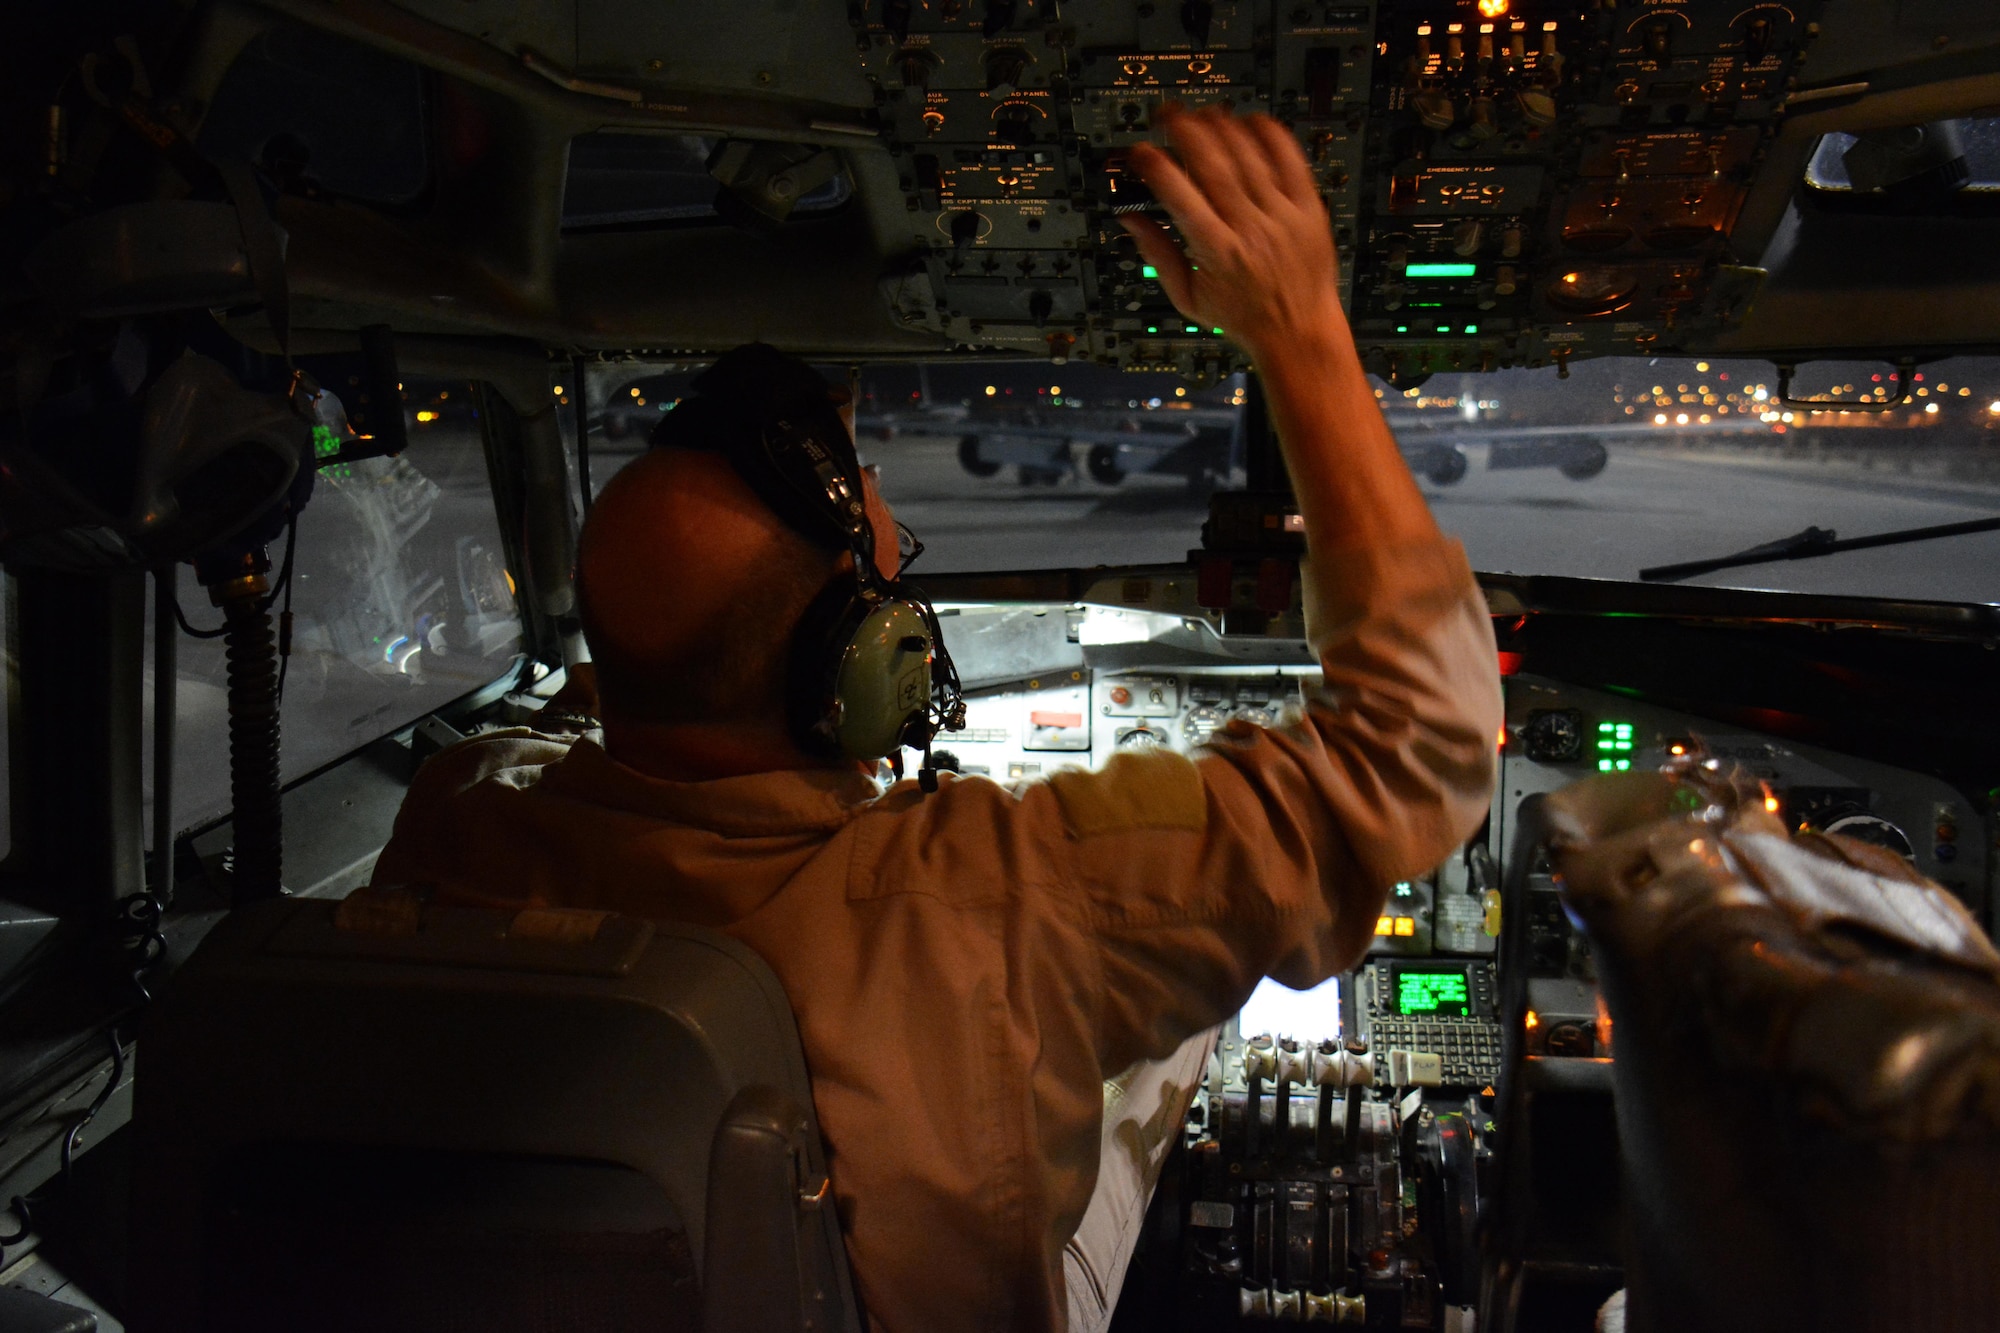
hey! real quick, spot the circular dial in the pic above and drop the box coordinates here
[1231,702,1281,728]
[1116,726,1168,750]
[1821,813,1916,861]
[1181,705,1227,748]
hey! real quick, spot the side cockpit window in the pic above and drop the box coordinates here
[1805,117,2000,202]
[151,379,525,836]
[561,132,853,232]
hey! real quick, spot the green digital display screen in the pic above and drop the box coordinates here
[1393,967,1472,1017]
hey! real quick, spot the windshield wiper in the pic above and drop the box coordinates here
[1639,515,2000,584]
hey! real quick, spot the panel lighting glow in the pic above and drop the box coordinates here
[1407,263,1477,279]
[1239,974,1342,1044]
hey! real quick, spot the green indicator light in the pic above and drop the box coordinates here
[1212,327,1225,336]
[1407,263,1477,279]
[1598,759,1614,772]
[1615,741,1632,751]
[1599,723,1614,732]
[1410,302,1443,308]
[1141,265,1160,279]
[1146,325,1159,333]
[1395,325,1410,334]
[1597,741,1614,750]
[1184,324,1200,333]
[1436,324,1451,333]
[1463,324,1479,334]
[1615,724,1633,736]
[1616,759,1632,771]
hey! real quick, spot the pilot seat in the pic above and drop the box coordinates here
[125,890,861,1333]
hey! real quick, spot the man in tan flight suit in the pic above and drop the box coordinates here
[373,107,1503,1331]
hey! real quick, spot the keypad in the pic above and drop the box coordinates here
[1367,1016,1502,1087]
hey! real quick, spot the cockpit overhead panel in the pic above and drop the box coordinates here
[850,0,1823,383]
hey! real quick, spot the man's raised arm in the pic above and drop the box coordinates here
[1122,106,1439,555]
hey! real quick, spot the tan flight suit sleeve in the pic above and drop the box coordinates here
[1038,535,1501,1074]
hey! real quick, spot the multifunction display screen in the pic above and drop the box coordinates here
[1390,965,1473,1017]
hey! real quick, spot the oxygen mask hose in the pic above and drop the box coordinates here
[205,552,283,901]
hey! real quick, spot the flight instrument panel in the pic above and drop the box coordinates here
[850,0,1814,383]
[930,602,1990,1326]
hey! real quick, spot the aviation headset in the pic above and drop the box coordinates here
[651,344,965,782]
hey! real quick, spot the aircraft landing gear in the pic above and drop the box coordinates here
[957,434,1001,478]
[1086,444,1127,485]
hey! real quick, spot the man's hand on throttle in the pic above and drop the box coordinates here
[1121,106,1345,362]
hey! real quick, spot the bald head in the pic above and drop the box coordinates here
[576,447,840,728]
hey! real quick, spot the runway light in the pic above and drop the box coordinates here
[1654,413,1668,424]
[985,385,997,396]
[1988,401,2000,414]
[552,384,564,395]
[1676,412,1689,424]
[629,387,641,397]
[1926,402,1940,414]
[1695,361,1709,372]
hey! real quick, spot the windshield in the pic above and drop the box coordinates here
[578,356,2000,605]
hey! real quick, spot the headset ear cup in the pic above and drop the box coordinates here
[786,578,868,758]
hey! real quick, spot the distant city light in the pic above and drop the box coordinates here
[1050,385,1061,394]
[1654,413,1668,424]
[1753,386,1768,401]
[552,385,564,395]
[1174,386,1186,397]
[1698,414,1711,424]
[1989,401,2000,415]
[985,385,997,396]
[1925,402,1940,414]
[1695,362,1709,372]
[1676,413,1689,424]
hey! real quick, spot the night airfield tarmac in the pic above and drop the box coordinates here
[851,433,2000,606]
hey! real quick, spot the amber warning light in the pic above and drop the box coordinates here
[1478,0,1510,17]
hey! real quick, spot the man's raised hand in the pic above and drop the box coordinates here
[1120,106,1346,364]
